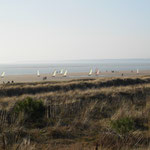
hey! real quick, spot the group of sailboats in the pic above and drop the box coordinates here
[88,68,140,76]
[88,69,100,76]
[0,68,140,80]
[52,70,68,77]
[37,69,68,77]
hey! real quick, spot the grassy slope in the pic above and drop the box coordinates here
[0,76,150,149]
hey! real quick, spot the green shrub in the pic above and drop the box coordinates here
[111,117,135,136]
[14,97,45,122]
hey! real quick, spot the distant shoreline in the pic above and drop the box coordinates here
[0,70,150,84]
[0,59,150,76]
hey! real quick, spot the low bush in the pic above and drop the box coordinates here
[14,97,45,123]
[111,117,135,136]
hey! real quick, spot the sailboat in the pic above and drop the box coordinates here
[95,69,100,76]
[60,69,63,75]
[1,72,5,78]
[88,69,92,76]
[137,69,139,74]
[37,70,40,77]
[63,70,67,77]
[52,70,57,77]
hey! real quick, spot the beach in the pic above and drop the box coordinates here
[0,70,150,84]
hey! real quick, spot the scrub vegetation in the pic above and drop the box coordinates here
[0,76,150,149]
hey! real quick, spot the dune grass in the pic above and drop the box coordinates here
[0,76,150,149]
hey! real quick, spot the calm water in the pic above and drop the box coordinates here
[0,59,150,75]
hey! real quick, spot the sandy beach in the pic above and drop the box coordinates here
[0,70,150,84]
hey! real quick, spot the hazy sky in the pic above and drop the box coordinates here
[0,0,150,63]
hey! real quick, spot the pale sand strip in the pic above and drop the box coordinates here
[0,70,150,84]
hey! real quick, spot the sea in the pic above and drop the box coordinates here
[0,59,150,76]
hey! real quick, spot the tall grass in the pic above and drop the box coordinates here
[0,76,150,149]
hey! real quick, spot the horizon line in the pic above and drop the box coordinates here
[1,58,150,64]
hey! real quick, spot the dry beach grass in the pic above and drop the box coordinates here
[0,76,150,149]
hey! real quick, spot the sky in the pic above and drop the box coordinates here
[0,0,150,63]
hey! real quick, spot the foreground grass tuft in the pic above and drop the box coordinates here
[13,97,45,124]
[111,117,135,136]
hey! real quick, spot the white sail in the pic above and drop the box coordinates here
[37,70,40,77]
[88,69,92,76]
[137,69,139,74]
[52,70,57,77]
[60,69,63,75]
[1,72,5,78]
[63,70,67,77]
[96,69,100,75]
